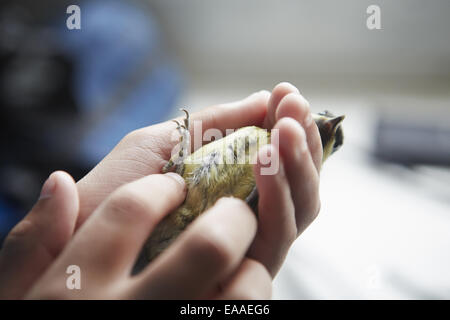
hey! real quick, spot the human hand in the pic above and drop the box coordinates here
[0,171,79,299]
[0,82,321,298]
[25,173,270,299]
[0,172,271,299]
[77,82,322,277]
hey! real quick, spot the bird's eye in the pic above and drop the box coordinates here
[332,140,341,152]
[332,126,343,153]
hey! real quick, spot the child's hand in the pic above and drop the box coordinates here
[0,171,79,299]
[0,172,271,299]
[0,82,322,299]
[77,82,322,277]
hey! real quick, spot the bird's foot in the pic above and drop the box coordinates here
[162,108,191,173]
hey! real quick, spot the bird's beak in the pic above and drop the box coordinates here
[326,115,345,131]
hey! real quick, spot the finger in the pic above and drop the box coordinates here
[46,173,186,286]
[263,82,300,129]
[0,171,79,299]
[215,258,272,300]
[128,197,257,299]
[247,145,296,277]
[143,90,271,160]
[275,92,323,171]
[191,90,271,135]
[275,118,321,235]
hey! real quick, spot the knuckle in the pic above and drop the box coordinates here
[218,197,254,218]
[6,219,33,239]
[315,199,322,216]
[283,92,310,113]
[274,82,297,94]
[275,81,291,89]
[309,197,321,222]
[106,186,154,225]
[282,92,300,103]
[188,228,234,269]
[285,224,297,245]
[218,197,257,229]
[2,220,34,249]
[123,128,145,144]
[299,198,321,231]
[248,258,271,278]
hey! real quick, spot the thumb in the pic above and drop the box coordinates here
[0,171,79,299]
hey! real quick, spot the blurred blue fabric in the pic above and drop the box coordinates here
[0,0,182,240]
[58,0,182,164]
[0,197,20,241]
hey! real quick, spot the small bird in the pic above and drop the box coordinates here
[143,109,345,262]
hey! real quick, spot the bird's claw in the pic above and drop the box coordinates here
[180,108,190,130]
[164,108,191,174]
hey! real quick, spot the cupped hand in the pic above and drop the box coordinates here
[77,82,322,277]
[0,171,270,299]
[24,174,270,299]
[0,82,322,298]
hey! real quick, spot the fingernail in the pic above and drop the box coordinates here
[39,173,57,200]
[165,172,186,189]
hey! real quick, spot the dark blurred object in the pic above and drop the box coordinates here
[374,112,450,166]
[0,3,80,212]
[0,0,182,242]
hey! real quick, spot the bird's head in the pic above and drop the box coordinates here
[312,111,345,163]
